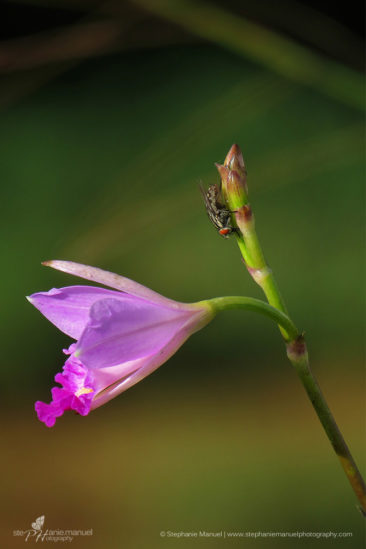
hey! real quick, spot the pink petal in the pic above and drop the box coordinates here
[27,286,128,339]
[91,308,212,409]
[43,260,188,309]
[75,297,197,369]
[35,356,95,427]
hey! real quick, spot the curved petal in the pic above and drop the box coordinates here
[75,297,196,368]
[27,286,127,339]
[43,260,190,309]
[90,307,212,409]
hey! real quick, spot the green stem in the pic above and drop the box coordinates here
[287,338,366,514]
[204,295,299,341]
[238,215,288,309]
[235,216,366,513]
[219,147,366,514]
[232,208,290,338]
[205,294,366,514]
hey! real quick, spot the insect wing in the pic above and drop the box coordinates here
[199,184,223,231]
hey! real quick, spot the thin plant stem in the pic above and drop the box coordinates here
[205,296,366,513]
[204,295,298,341]
[287,338,366,514]
[217,144,366,514]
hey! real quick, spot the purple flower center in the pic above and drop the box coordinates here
[35,351,95,427]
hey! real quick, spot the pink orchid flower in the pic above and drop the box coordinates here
[28,261,214,427]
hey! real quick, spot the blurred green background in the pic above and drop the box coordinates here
[1,1,365,547]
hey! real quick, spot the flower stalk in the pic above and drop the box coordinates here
[216,146,289,339]
[204,296,298,341]
[287,337,366,514]
[216,144,366,514]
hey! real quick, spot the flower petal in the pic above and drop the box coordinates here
[35,356,95,427]
[43,260,186,308]
[27,286,128,339]
[75,297,196,369]
[90,313,208,409]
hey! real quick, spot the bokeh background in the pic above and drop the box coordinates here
[1,1,365,547]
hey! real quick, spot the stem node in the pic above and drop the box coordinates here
[286,334,307,360]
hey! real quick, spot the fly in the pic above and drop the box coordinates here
[200,183,238,238]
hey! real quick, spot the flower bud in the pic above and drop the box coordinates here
[216,144,248,209]
[224,144,246,178]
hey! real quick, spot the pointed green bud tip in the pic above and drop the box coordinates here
[216,145,248,207]
[224,144,246,174]
[221,144,248,199]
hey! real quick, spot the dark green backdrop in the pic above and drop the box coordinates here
[1,2,364,548]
